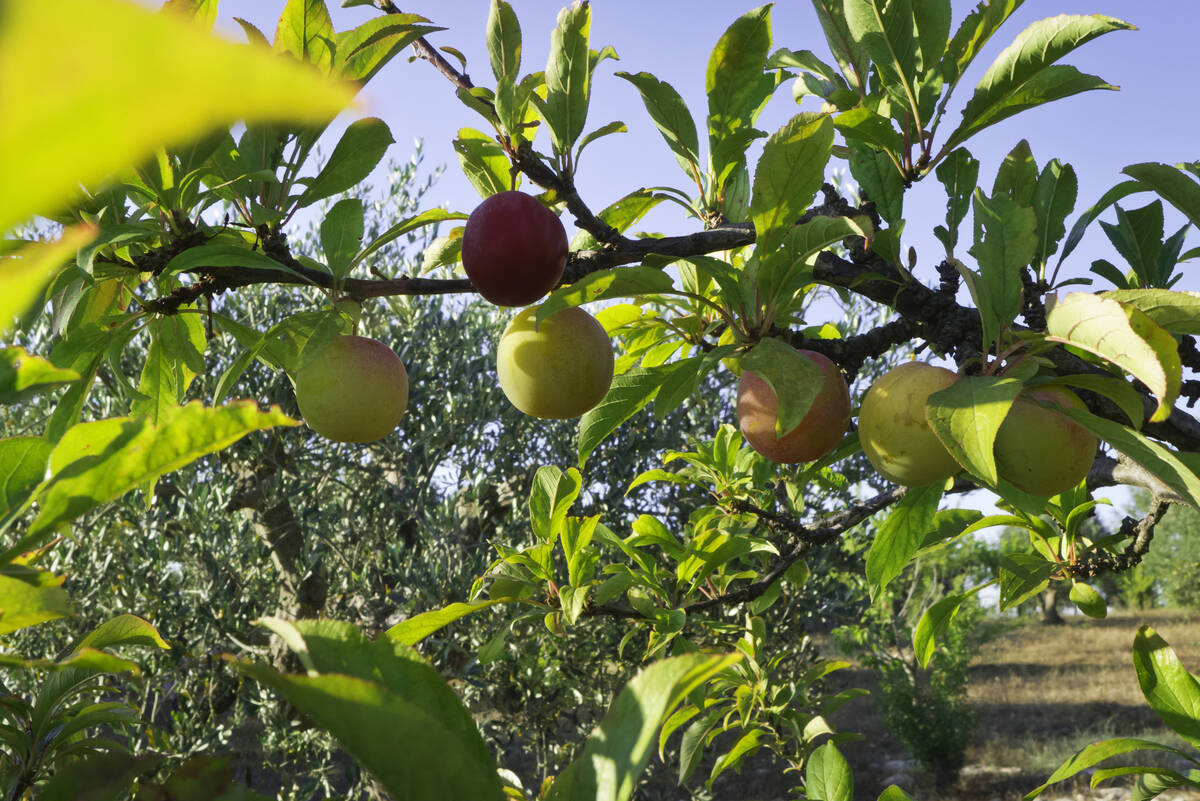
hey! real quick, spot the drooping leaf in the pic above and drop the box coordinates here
[832,107,903,157]
[1,227,97,336]
[1046,292,1181,423]
[998,552,1056,610]
[454,127,515,198]
[750,113,834,255]
[0,0,352,232]
[1069,581,1107,618]
[297,118,394,208]
[76,614,170,653]
[914,583,989,668]
[866,483,943,598]
[544,653,741,801]
[0,436,52,519]
[616,72,701,179]
[162,244,313,283]
[945,14,1131,149]
[925,375,1023,485]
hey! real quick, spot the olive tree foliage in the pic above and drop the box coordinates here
[4,0,1200,800]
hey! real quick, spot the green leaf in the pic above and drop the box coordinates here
[0,0,352,233]
[1059,405,1200,507]
[24,402,296,543]
[740,339,827,435]
[537,267,675,324]
[76,614,169,653]
[878,786,918,801]
[933,147,980,255]
[615,72,701,179]
[946,14,1131,150]
[1123,162,1200,230]
[832,107,903,156]
[1051,373,1144,429]
[572,190,670,251]
[273,0,334,72]
[811,0,870,94]
[297,118,394,208]
[849,145,904,226]
[333,14,441,85]
[544,653,741,801]
[925,375,1023,485]
[321,197,365,281]
[542,2,593,155]
[751,113,834,255]
[0,436,52,519]
[1133,625,1200,749]
[1033,159,1078,270]
[914,584,989,668]
[707,6,774,187]
[653,347,736,421]
[0,570,70,637]
[1046,292,1181,423]
[1069,581,1107,618]
[806,741,853,801]
[1025,737,1189,800]
[578,365,673,466]
[991,138,1038,209]
[1102,290,1200,335]
[162,244,310,281]
[998,552,1056,610]
[1,228,96,336]
[454,127,515,199]
[486,0,522,82]
[845,0,921,115]
[0,347,79,404]
[968,190,1036,348]
[130,313,207,423]
[234,659,504,801]
[1058,180,1145,269]
[866,483,943,598]
[529,466,583,544]
[940,0,1023,86]
[352,208,468,270]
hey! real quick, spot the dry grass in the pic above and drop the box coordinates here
[823,609,1200,801]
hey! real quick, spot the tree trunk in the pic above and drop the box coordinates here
[1040,586,1064,625]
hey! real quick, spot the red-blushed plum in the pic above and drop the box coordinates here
[994,385,1098,496]
[291,335,409,443]
[496,306,613,419]
[858,361,961,486]
[461,191,568,307]
[737,351,850,463]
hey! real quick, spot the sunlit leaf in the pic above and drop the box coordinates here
[926,375,1023,485]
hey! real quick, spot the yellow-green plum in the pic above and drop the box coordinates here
[291,335,408,443]
[994,385,1098,496]
[737,351,850,463]
[858,361,961,486]
[497,306,613,419]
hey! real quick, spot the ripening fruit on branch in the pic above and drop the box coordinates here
[496,306,613,419]
[461,191,568,307]
[291,335,409,443]
[858,361,961,487]
[737,351,850,463]
[994,385,1098,496]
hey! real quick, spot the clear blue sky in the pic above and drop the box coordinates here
[215,0,1200,293]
